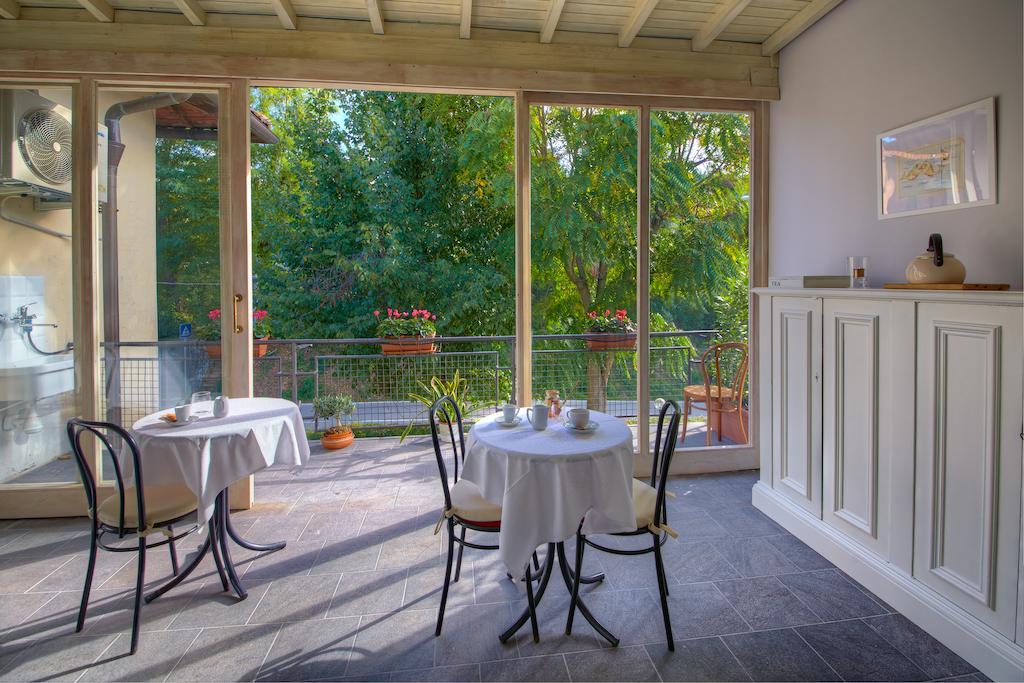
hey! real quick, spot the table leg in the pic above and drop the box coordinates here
[222,486,287,553]
[215,491,248,600]
[144,534,214,603]
[555,542,618,646]
[499,544,555,643]
[498,543,618,646]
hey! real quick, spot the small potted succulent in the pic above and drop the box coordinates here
[314,394,356,450]
[252,308,272,358]
[374,308,438,356]
[584,309,637,350]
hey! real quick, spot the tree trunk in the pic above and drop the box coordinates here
[585,354,615,413]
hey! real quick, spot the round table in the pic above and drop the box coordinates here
[128,397,310,601]
[462,409,636,645]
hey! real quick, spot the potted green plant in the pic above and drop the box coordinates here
[314,394,356,449]
[400,370,483,443]
[252,308,272,358]
[584,309,637,350]
[374,308,437,356]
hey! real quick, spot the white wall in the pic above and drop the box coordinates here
[769,0,1023,288]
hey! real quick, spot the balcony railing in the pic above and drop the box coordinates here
[101,330,719,430]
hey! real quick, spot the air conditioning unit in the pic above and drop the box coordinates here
[0,89,108,206]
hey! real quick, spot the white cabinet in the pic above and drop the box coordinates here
[770,296,822,516]
[913,303,1023,638]
[753,289,1024,680]
[821,298,892,559]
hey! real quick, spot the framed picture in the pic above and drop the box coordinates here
[877,97,996,219]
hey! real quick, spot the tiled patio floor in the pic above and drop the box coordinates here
[0,436,986,682]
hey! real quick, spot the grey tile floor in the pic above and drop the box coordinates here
[0,436,987,682]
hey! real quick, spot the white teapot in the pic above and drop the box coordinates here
[906,234,966,285]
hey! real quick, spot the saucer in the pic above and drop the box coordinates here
[496,416,523,428]
[564,420,598,433]
[160,414,198,428]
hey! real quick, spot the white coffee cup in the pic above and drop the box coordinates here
[174,403,192,423]
[502,403,518,423]
[526,402,548,431]
[567,407,590,429]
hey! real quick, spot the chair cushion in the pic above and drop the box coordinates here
[683,384,737,400]
[633,478,659,529]
[97,484,197,529]
[450,479,502,527]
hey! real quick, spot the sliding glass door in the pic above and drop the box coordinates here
[529,103,639,442]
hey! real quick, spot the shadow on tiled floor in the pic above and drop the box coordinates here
[0,436,987,682]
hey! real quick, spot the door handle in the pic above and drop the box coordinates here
[232,293,244,334]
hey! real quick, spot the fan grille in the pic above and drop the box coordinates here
[18,108,73,185]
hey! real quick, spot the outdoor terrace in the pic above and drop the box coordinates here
[0,436,985,682]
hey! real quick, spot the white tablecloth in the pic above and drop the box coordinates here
[129,397,310,524]
[461,410,636,574]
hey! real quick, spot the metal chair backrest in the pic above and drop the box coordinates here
[649,399,682,529]
[67,417,146,537]
[428,395,467,513]
[699,342,749,410]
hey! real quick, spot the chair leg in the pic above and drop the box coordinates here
[435,519,456,636]
[524,560,539,643]
[76,525,99,633]
[681,397,691,446]
[716,403,723,443]
[739,407,748,444]
[652,535,674,651]
[565,532,585,635]
[209,525,230,592]
[167,524,180,575]
[705,402,713,446]
[453,526,466,583]
[532,551,540,572]
[130,537,147,655]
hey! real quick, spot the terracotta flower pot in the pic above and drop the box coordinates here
[585,333,637,351]
[205,344,222,359]
[254,335,270,358]
[321,428,355,450]
[380,331,437,356]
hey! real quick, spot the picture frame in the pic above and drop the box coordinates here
[877,97,996,220]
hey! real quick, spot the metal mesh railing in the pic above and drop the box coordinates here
[101,330,720,431]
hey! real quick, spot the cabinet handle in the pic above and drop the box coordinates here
[232,293,244,334]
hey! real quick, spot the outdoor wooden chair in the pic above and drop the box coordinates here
[683,341,748,446]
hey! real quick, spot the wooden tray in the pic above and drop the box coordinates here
[883,283,1010,291]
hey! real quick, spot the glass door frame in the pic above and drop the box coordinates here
[515,91,767,466]
[0,74,254,517]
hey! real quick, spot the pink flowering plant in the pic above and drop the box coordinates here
[252,309,271,338]
[374,308,438,338]
[584,309,636,335]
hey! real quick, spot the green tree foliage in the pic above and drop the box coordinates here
[155,90,750,407]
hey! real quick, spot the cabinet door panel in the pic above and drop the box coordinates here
[823,299,890,558]
[771,297,822,516]
[914,303,1022,637]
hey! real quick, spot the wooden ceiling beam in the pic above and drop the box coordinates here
[172,0,206,26]
[0,0,20,20]
[459,0,471,39]
[761,0,842,55]
[618,0,659,48]
[268,0,297,29]
[77,0,114,22]
[692,0,751,52]
[539,0,565,44]
[366,0,384,34]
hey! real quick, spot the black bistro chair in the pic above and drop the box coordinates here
[67,418,201,654]
[565,399,683,650]
[429,396,541,641]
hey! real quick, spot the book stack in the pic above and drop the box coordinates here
[768,275,851,289]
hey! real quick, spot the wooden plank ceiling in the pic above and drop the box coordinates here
[0,0,841,56]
